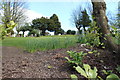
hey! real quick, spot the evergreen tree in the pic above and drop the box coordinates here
[32,17,49,36]
[50,14,61,35]
[31,14,63,36]
[81,9,91,31]
[72,7,83,34]
[72,7,91,34]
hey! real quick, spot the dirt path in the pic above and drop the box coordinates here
[2,44,120,79]
[2,44,86,78]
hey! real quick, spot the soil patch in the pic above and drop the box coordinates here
[2,44,120,79]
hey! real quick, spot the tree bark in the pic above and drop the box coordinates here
[91,0,119,53]
[41,30,46,36]
[23,31,25,37]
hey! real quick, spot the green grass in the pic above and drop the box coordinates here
[1,35,78,52]
[1,35,119,53]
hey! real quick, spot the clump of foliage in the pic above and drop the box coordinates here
[32,14,64,36]
[106,74,120,80]
[28,29,40,37]
[70,64,120,80]
[84,31,100,47]
[102,69,114,77]
[116,65,120,73]
[110,25,120,45]
[65,51,87,65]
[72,64,98,79]
[0,21,17,39]
[77,35,86,43]
[66,30,76,35]
[77,21,104,48]
[81,9,91,32]
[72,8,91,34]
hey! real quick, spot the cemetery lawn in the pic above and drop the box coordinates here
[1,36,120,79]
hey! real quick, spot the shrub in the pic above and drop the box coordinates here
[65,51,87,65]
[116,65,120,73]
[77,35,87,43]
[28,29,40,37]
[66,30,76,35]
[71,64,120,80]
[66,30,72,34]
[71,30,76,35]
[85,31,100,47]
[0,21,17,39]
[77,21,102,47]
[73,64,98,79]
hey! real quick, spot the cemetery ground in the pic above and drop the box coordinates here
[1,36,120,79]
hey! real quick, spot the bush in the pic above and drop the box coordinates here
[85,31,100,47]
[65,51,87,65]
[77,31,100,47]
[28,29,40,37]
[66,30,76,35]
[73,64,98,79]
[71,30,76,35]
[77,21,101,47]
[71,64,120,80]
[66,30,71,34]
[0,21,17,39]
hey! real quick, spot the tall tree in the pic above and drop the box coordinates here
[47,19,55,31]
[56,28,64,35]
[91,0,119,53]
[50,14,61,35]
[72,6,91,33]
[32,14,63,36]
[81,9,91,31]
[32,17,48,36]
[72,7,83,33]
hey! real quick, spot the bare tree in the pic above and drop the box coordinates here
[86,2,93,16]
[71,6,83,34]
[91,0,119,53]
[0,0,27,29]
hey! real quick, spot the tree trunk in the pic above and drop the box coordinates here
[91,0,119,53]
[54,31,57,35]
[23,31,25,37]
[83,26,86,34]
[76,25,81,35]
[41,30,46,36]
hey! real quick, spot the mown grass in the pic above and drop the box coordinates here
[1,35,78,52]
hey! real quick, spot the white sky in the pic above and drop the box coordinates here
[26,9,45,22]
[9,0,120,2]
